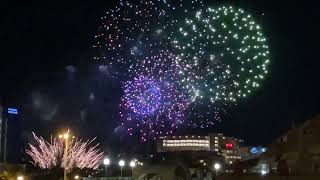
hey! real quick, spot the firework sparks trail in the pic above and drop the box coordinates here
[26,132,104,171]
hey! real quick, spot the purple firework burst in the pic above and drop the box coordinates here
[123,75,162,116]
[119,74,188,141]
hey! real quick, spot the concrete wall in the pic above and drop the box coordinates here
[217,175,320,180]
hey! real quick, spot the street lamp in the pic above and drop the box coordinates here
[17,176,24,180]
[74,175,80,179]
[130,161,136,176]
[214,163,221,176]
[261,169,267,176]
[119,160,125,177]
[103,158,110,176]
[59,130,74,180]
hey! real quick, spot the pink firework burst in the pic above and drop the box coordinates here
[26,132,104,171]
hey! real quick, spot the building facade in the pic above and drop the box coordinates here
[157,135,211,152]
[208,133,243,164]
[157,133,244,164]
[262,115,320,175]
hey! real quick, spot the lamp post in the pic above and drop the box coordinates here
[214,163,221,176]
[103,158,110,176]
[59,130,74,180]
[129,161,136,176]
[119,160,125,177]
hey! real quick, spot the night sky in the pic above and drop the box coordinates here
[1,0,320,151]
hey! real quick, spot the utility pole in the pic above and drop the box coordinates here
[0,104,2,162]
[3,118,7,162]
[63,137,69,180]
[59,130,73,180]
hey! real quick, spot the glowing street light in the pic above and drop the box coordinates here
[130,161,136,167]
[130,161,136,176]
[17,176,24,180]
[119,160,125,177]
[103,157,111,176]
[214,163,221,176]
[74,175,80,179]
[104,158,111,165]
[214,163,221,170]
[261,169,267,176]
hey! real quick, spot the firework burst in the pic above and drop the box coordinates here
[119,74,188,141]
[93,0,174,74]
[170,6,270,102]
[93,0,206,77]
[93,2,271,133]
[26,133,104,171]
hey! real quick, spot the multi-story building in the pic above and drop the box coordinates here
[262,115,320,175]
[208,133,243,164]
[157,133,244,164]
[0,105,21,163]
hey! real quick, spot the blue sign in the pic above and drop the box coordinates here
[7,108,18,115]
[250,147,259,154]
[250,147,267,154]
